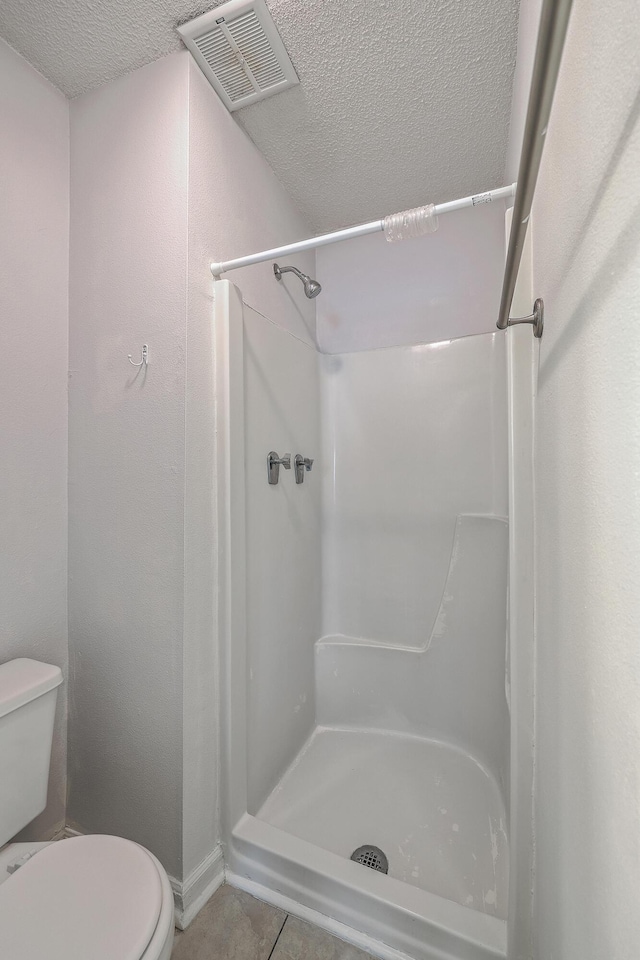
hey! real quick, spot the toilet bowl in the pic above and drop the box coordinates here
[0,834,175,960]
[0,659,176,960]
[0,658,173,960]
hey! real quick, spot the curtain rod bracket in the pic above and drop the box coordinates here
[506,298,544,339]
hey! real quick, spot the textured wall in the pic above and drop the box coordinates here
[0,38,69,840]
[67,48,315,883]
[527,0,640,956]
[182,57,315,879]
[316,202,505,352]
[186,57,316,350]
[181,58,218,883]
[67,52,189,876]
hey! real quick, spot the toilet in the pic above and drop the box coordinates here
[0,658,175,959]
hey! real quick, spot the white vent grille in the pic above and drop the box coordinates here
[177,0,298,112]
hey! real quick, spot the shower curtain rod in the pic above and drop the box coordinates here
[210,183,516,277]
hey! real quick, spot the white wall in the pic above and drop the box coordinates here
[316,202,505,353]
[243,306,321,811]
[0,38,69,840]
[511,1,640,957]
[67,52,189,877]
[67,49,315,885]
[188,53,315,348]
[181,56,317,882]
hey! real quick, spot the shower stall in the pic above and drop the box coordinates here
[213,268,529,960]
[203,0,571,950]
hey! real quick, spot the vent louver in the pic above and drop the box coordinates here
[177,0,298,112]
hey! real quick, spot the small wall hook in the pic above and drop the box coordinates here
[128,344,149,367]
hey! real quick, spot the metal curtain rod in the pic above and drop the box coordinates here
[497,0,574,336]
[210,183,516,278]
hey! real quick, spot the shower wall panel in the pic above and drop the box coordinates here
[315,514,509,786]
[244,307,321,812]
[320,333,508,649]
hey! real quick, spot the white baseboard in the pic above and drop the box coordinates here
[169,845,225,930]
[63,825,87,839]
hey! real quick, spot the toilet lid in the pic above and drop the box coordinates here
[0,835,163,960]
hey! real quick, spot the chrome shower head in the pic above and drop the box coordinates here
[303,276,322,299]
[273,263,322,299]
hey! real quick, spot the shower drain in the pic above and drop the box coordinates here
[350,845,389,874]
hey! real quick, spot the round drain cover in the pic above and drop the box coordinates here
[350,845,389,874]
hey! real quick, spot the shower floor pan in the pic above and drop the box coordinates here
[228,727,507,960]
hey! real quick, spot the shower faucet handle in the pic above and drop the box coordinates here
[294,454,314,484]
[267,451,291,485]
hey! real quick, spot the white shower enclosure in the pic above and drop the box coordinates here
[215,278,516,960]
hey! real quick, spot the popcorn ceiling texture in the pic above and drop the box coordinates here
[0,0,519,231]
[0,0,226,97]
[237,0,520,230]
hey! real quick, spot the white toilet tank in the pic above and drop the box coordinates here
[0,659,63,846]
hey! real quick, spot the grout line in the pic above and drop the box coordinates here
[266,915,289,960]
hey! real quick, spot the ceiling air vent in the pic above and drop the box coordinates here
[177,0,299,112]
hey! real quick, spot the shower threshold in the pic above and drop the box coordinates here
[227,727,507,960]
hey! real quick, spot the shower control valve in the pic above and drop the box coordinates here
[294,454,314,484]
[267,451,291,485]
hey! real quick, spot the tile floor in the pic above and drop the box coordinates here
[172,883,375,960]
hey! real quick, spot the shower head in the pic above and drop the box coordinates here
[273,263,322,299]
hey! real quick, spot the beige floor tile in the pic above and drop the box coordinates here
[270,916,374,960]
[171,884,286,960]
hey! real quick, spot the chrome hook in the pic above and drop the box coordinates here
[128,344,149,367]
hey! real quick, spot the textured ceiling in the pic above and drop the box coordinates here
[0,0,520,231]
[238,0,521,230]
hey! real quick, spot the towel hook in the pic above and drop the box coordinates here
[128,344,149,367]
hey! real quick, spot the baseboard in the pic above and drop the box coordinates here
[46,822,68,842]
[169,844,225,930]
[63,825,87,839]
